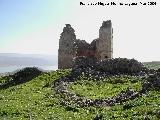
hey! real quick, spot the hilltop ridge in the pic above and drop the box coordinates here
[0,58,159,119]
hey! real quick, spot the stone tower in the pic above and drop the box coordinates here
[58,20,113,69]
[58,24,76,69]
[96,20,113,60]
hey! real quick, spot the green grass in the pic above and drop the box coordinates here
[0,75,11,85]
[101,90,160,119]
[143,61,160,70]
[69,75,142,99]
[0,69,160,119]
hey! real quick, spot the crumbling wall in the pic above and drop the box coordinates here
[96,20,113,60]
[58,20,113,69]
[58,24,76,69]
[75,39,96,58]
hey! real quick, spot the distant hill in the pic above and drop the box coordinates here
[0,53,57,66]
[143,61,160,70]
[1,54,159,70]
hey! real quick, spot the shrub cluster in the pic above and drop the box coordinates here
[11,67,42,81]
[0,67,42,89]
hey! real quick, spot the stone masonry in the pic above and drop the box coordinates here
[58,20,113,69]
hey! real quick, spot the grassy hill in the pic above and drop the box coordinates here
[143,61,160,70]
[0,63,160,119]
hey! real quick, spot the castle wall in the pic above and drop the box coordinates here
[58,24,76,69]
[75,39,96,58]
[77,50,95,57]
[58,21,113,69]
[58,51,74,69]
[96,20,113,60]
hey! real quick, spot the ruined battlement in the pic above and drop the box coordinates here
[101,20,112,28]
[62,24,75,33]
[58,20,113,69]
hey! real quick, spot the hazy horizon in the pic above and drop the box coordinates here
[1,0,160,62]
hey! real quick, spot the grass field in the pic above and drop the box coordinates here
[143,61,160,70]
[0,66,160,119]
[69,75,142,99]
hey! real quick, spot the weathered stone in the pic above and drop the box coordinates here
[141,72,160,92]
[53,57,160,107]
[73,56,97,68]
[58,20,113,69]
[58,24,76,69]
[96,58,144,75]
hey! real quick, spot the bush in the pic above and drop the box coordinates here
[11,67,42,82]
[0,67,42,89]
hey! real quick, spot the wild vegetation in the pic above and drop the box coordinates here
[0,60,160,120]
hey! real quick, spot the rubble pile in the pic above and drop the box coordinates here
[73,56,97,69]
[53,57,160,107]
[141,71,160,93]
[97,58,144,75]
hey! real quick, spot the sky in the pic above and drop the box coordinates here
[0,0,160,62]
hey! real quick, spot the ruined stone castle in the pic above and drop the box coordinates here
[58,20,113,69]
